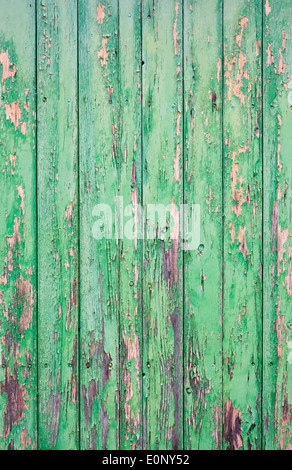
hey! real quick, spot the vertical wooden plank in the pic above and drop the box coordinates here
[0,0,37,450]
[142,0,183,450]
[223,0,263,450]
[183,0,223,450]
[37,0,79,449]
[263,0,292,450]
[119,0,143,450]
[79,0,119,450]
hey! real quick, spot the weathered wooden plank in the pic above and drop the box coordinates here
[79,0,120,450]
[183,0,223,450]
[0,0,37,450]
[263,0,292,450]
[119,0,143,450]
[142,0,183,450]
[37,0,79,449]
[223,0,263,450]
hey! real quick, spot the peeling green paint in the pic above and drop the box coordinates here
[0,0,291,451]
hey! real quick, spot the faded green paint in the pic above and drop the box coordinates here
[0,0,37,450]
[79,0,119,450]
[184,0,223,450]
[263,0,292,451]
[223,0,262,450]
[37,0,79,450]
[119,0,143,450]
[142,0,183,450]
[0,0,292,451]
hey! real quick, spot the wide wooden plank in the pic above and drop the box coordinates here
[79,0,120,450]
[223,0,263,450]
[183,0,223,450]
[119,0,143,450]
[263,0,292,450]
[142,0,183,450]
[37,0,79,449]
[0,0,37,450]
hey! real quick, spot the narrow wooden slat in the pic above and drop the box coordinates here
[183,0,223,450]
[223,0,263,450]
[119,0,143,450]
[79,0,120,450]
[142,0,183,450]
[263,0,292,450]
[0,0,37,450]
[37,0,79,449]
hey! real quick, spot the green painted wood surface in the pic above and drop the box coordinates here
[223,0,263,450]
[79,0,120,450]
[37,0,79,449]
[0,0,292,450]
[263,0,292,451]
[0,0,37,450]
[142,0,183,450]
[183,0,223,450]
[119,0,143,450]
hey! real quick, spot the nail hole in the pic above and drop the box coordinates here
[198,244,205,253]
[44,363,48,368]
[186,387,192,395]
[147,362,151,369]
[86,362,90,369]
[43,97,47,102]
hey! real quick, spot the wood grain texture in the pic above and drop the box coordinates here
[119,0,143,450]
[223,0,263,450]
[0,0,37,450]
[37,0,79,449]
[1,0,292,451]
[142,0,183,450]
[183,0,223,451]
[79,0,120,450]
[263,0,292,450]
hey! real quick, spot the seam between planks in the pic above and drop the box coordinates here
[117,0,121,450]
[77,0,81,451]
[221,0,225,450]
[140,0,145,451]
[35,0,39,451]
[260,0,265,450]
[182,0,185,451]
